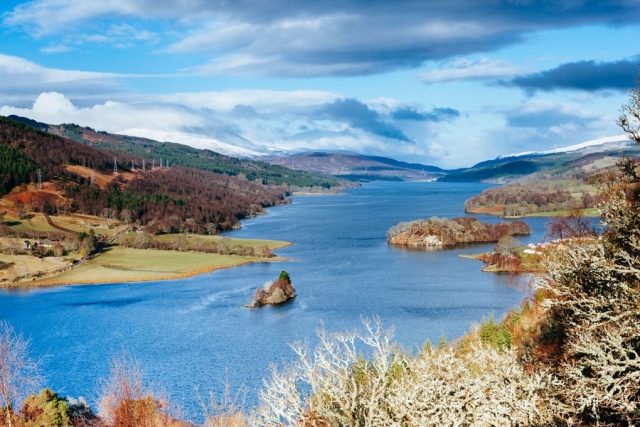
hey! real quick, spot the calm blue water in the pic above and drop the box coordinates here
[0,181,552,419]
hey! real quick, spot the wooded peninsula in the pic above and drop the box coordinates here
[387,216,531,247]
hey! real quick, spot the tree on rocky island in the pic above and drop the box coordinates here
[246,271,296,308]
[278,270,291,283]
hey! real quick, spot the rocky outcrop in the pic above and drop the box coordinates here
[244,271,296,308]
[387,216,530,248]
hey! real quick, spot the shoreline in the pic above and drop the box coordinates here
[16,257,290,288]
[459,252,546,274]
[1,242,293,289]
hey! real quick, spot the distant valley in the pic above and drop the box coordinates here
[266,151,447,181]
[9,114,638,186]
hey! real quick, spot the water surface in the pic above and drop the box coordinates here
[0,181,551,418]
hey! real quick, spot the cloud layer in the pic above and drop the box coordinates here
[4,0,640,77]
[0,91,467,164]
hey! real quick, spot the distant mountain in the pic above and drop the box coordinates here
[497,135,631,159]
[441,136,640,183]
[6,116,342,189]
[266,152,447,181]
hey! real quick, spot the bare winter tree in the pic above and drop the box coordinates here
[617,73,640,145]
[494,235,521,256]
[545,208,597,240]
[0,321,41,427]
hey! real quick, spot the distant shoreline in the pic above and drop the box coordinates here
[466,206,599,218]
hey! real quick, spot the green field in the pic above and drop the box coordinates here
[34,245,289,285]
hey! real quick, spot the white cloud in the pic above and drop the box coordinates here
[152,89,339,113]
[418,57,527,83]
[40,44,73,54]
[0,53,118,86]
[2,0,142,36]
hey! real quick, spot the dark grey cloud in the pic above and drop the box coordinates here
[7,0,640,77]
[319,98,410,142]
[503,58,640,93]
[392,106,460,122]
[171,1,640,76]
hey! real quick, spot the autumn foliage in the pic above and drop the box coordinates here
[0,116,288,234]
[387,216,530,247]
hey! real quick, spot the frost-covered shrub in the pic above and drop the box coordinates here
[251,318,559,427]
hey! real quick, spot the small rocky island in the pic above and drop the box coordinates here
[387,216,530,248]
[244,270,296,308]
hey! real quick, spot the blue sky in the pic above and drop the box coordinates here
[0,0,638,168]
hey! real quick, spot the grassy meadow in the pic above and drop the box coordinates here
[31,243,290,286]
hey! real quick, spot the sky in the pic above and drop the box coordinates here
[0,0,639,168]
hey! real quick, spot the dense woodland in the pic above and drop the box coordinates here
[0,116,288,233]
[0,145,34,196]
[387,216,531,247]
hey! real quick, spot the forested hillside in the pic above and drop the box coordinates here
[5,117,342,189]
[0,116,288,233]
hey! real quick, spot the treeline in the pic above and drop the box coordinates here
[119,234,273,258]
[387,216,530,247]
[464,182,599,216]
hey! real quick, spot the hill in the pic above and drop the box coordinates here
[0,116,289,234]
[6,115,343,190]
[266,151,446,181]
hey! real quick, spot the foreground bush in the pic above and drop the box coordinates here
[19,388,72,427]
[252,318,559,426]
[98,353,187,427]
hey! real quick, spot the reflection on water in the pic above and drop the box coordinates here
[0,181,552,419]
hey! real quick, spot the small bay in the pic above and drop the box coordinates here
[0,181,552,418]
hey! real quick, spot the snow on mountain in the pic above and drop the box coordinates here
[498,135,632,159]
[115,128,267,158]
